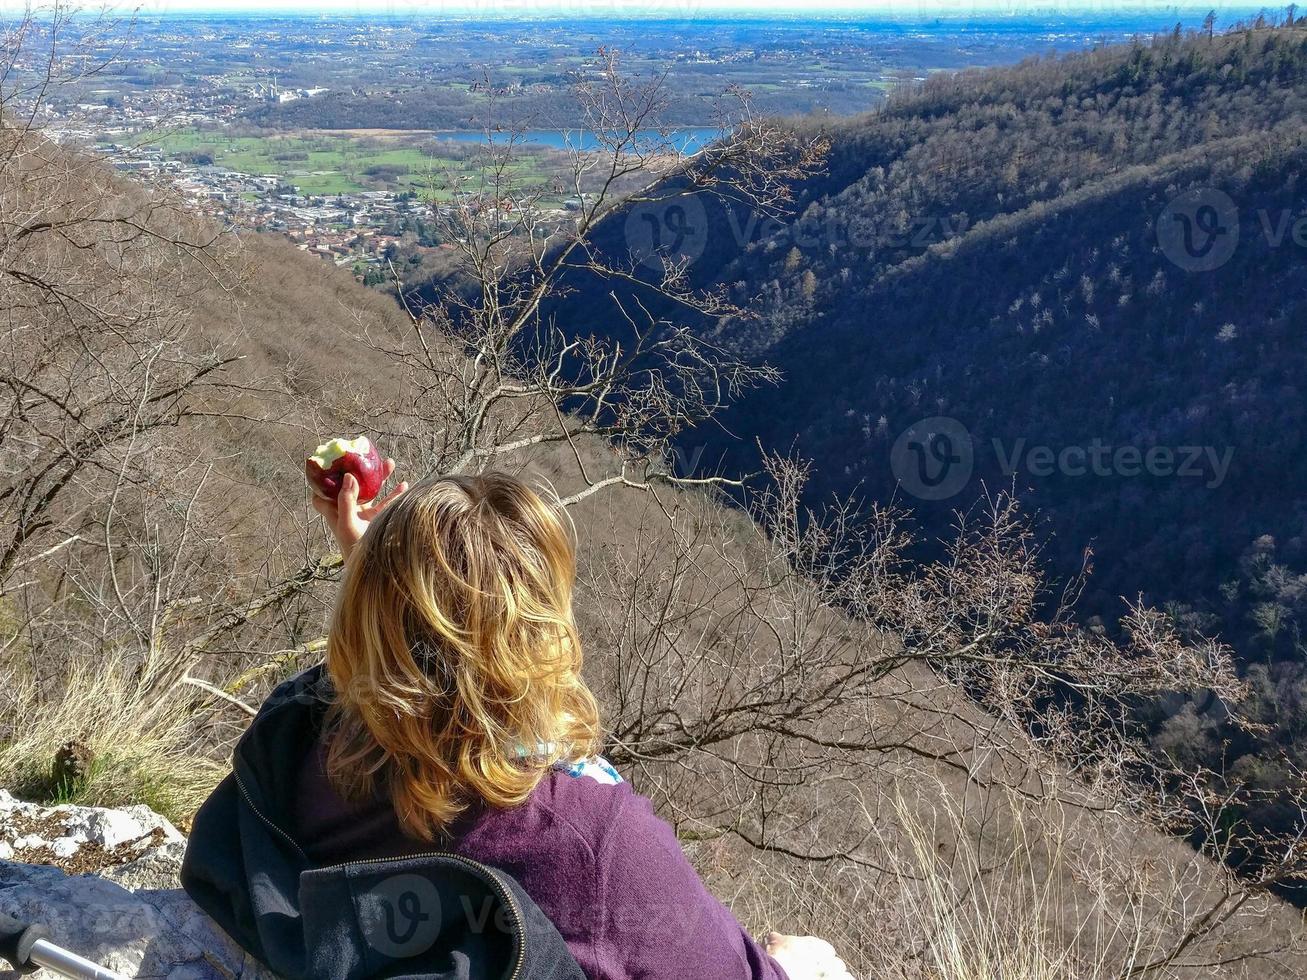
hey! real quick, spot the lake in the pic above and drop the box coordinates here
[431,128,722,154]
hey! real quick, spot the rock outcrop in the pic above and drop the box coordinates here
[0,791,273,979]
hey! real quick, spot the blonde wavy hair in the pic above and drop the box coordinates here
[324,472,601,841]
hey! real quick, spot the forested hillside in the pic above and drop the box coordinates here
[8,20,1307,975]
[548,21,1307,870]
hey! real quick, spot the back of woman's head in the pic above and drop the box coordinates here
[324,472,600,840]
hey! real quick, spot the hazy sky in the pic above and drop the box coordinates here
[0,0,1258,15]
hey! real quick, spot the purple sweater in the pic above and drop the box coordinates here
[292,744,789,980]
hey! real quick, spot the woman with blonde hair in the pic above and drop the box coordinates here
[184,464,852,980]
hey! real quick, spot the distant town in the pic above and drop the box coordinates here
[36,95,598,282]
[16,10,1202,281]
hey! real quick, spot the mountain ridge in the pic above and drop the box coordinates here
[530,21,1307,900]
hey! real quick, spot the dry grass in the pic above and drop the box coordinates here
[880,793,1159,980]
[687,750,1307,980]
[0,655,224,826]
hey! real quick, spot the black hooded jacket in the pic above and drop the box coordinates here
[181,667,587,980]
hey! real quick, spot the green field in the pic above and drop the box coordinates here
[143,129,557,197]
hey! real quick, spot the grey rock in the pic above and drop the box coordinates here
[0,790,185,864]
[0,793,276,980]
[98,842,189,892]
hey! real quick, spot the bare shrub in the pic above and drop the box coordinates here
[348,49,825,495]
[561,462,1306,975]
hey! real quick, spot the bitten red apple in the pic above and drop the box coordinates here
[306,436,384,504]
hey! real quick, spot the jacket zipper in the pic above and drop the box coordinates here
[235,770,310,863]
[233,772,527,980]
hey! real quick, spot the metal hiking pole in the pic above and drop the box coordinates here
[0,912,128,980]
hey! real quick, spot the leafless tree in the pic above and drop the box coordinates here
[0,4,329,725]
[346,49,826,501]
[1,12,1305,977]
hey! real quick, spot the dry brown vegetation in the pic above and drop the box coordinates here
[2,8,1307,978]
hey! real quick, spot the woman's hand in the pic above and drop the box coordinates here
[765,933,855,980]
[309,458,408,561]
